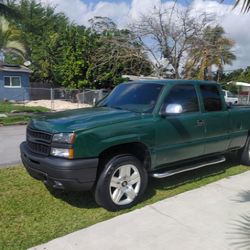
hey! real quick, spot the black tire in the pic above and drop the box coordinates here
[239,136,250,166]
[94,154,148,211]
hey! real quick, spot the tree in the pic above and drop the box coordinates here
[0,16,25,62]
[131,5,212,78]
[185,25,236,81]
[88,17,152,88]
[53,25,96,88]
[234,0,250,12]
[0,0,21,19]
[220,67,250,83]
[10,0,69,83]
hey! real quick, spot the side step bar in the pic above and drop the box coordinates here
[151,156,226,179]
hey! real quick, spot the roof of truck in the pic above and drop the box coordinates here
[125,79,218,85]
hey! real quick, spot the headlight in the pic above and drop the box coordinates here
[51,148,74,159]
[52,133,75,144]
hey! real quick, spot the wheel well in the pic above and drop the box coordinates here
[98,142,151,174]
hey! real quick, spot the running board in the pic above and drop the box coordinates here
[151,156,226,179]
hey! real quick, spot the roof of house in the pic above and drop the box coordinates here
[0,64,32,73]
[227,81,250,87]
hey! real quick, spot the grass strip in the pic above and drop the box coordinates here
[0,161,249,250]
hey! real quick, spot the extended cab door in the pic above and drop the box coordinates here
[155,84,205,166]
[199,84,230,154]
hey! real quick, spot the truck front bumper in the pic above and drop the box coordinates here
[20,142,99,191]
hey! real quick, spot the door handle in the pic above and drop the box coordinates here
[196,120,205,127]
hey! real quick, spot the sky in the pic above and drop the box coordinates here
[40,0,250,71]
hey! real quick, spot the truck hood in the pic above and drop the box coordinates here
[29,107,141,133]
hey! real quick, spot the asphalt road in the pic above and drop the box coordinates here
[0,125,26,168]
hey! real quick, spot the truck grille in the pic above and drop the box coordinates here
[26,127,52,156]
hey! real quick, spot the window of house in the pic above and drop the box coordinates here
[4,76,21,88]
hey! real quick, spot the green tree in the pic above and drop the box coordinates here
[185,25,236,81]
[0,16,25,62]
[53,25,96,88]
[0,0,21,19]
[221,67,250,84]
[11,0,69,83]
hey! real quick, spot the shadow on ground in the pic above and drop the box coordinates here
[46,187,99,209]
[144,154,240,200]
[48,153,240,209]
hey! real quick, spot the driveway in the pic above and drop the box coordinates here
[30,171,250,250]
[0,125,26,167]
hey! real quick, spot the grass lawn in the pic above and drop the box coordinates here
[0,102,49,126]
[0,160,249,250]
[0,102,48,113]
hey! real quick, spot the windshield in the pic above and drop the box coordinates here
[97,83,163,113]
[227,91,236,98]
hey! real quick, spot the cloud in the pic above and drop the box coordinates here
[39,0,250,70]
[190,0,250,70]
[40,0,130,27]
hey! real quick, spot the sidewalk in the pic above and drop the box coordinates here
[30,171,250,250]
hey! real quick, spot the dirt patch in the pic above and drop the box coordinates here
[24,100,92,111]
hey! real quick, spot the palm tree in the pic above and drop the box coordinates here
[0,16,26,62]
[234,0,250,12]
[185,26,236,81]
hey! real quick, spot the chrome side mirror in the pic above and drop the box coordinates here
[161,104,183,116]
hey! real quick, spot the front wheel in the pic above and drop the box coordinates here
[94,155,148,211]
[239,136,250,166]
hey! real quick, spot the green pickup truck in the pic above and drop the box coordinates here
[20,80,250,211]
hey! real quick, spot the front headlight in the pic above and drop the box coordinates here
[51,148,74,159]
[52,133,75,144]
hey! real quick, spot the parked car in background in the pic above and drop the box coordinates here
[222,90,239,105]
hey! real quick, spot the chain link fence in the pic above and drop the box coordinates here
[5,88,110,111]
[237,95,250,105]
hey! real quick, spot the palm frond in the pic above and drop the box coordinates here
[234,0,250,13]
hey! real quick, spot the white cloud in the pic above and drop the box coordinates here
[190,0,250,70]
[39,0,250,70]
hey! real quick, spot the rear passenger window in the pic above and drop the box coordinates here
[162,84,199,113]
[200,85,222,112]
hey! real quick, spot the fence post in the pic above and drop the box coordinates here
[50,88,54,111]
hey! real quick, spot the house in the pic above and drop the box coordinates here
[0,64,32,101]
[227,81,250,95]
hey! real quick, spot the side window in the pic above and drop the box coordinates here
[162,84,199,113]
[200,85,222,112]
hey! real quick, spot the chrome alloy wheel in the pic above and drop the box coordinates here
[109,164,141,205]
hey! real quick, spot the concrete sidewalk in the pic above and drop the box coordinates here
[30,171,250,250]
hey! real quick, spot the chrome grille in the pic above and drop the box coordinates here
[27,127,52,143]
[26,127,52,156]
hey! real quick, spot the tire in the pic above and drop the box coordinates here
[239,136,250,166]
[94,154,148,211]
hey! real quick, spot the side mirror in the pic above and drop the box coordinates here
[160,104,183,116]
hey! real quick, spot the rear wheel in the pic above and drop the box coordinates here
[239,136,250,166]
[95,154,148,211]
